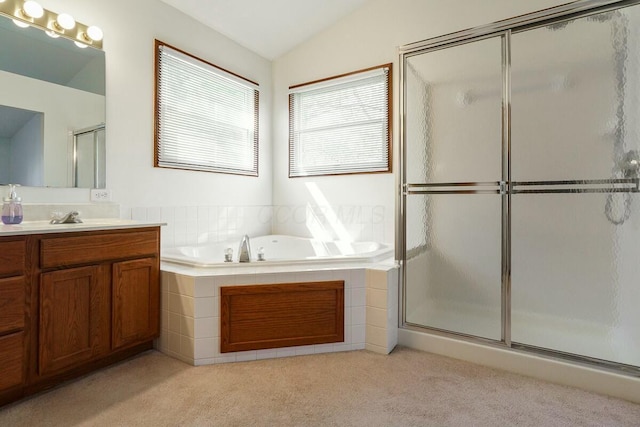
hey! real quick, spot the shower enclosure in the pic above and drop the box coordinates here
[400,0,640,372]
[73,124,106,188]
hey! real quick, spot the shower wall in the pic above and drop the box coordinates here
[271,0,571,249]
[404,36,504,340]
[403,2,640,368]
[74,127,105,189]
[509,7,640,365]
[511,16,620,329]
[616,19,640,360]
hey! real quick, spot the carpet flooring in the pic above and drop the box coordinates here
[1,346,639,426]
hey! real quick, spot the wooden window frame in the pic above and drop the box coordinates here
[288,63,392,178]
[154,40,260,177]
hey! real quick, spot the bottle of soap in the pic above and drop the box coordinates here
[2,184,23,225]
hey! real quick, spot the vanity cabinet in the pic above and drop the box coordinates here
[0,226,160,406]
[0,238,27,396]
[0,333,24,391]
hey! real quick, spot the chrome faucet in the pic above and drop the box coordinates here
[238,234,251,263]
[50,211,83,224]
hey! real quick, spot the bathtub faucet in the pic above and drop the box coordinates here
[238,235,251,263]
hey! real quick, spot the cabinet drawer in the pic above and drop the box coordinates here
[0,332,24,390]
[0,277,25,334]
[40,229,159,269]
[0,239,25,277]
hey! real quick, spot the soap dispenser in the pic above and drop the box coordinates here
[2,184,23,225]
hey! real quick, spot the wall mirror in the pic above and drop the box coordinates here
[0,13,105,188]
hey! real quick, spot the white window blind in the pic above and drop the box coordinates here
[289,64,391,177]
[155,41,259,176]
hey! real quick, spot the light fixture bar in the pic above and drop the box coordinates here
[0,0,103,49]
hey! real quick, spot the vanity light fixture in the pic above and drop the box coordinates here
[86,25,103,41]
[22,0,43,18]
[0,0,103,49]
[55,12,75,30]
[12,17,28,27]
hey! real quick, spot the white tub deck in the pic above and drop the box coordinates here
[158,236,398,366]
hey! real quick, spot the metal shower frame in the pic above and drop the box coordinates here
[397,0,640,376]
[72,123,106,188]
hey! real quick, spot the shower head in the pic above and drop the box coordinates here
[620,150,640,178]
[546,10,622,31]
[546,20,571,31]
[586,10,621,23]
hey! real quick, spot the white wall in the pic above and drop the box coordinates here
[0,137,9,183]
[0,114,43,186]
[331,0,637,365]
[10,114,43,186]
[26,0,273,243]
[68,56,105,96]
[18,0,574,246]
[0,70,103,187]
[271,0,571,246]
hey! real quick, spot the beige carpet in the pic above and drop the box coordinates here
[1,347,639,426]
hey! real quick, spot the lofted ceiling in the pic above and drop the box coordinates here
[158,0,370,60]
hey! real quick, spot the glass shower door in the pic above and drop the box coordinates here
[403,36,504,340]
[74,125,106,188]
[510,6,640,366]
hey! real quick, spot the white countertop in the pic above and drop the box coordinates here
[0,218,165,236]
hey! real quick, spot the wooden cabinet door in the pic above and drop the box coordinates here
[0,332,24,392]
[0,276,25,335]
[39,265,110,375]
[112,258,159,350]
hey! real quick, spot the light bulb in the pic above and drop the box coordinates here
[74,41,88,49]
[45,30,60,38]
[86,25,103,41]
[12,19,29,28]
[23,1,44,18]
[56,13,75,30]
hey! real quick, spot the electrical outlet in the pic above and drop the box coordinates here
[90,189,111,202]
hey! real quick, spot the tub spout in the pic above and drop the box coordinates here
[238,235,251,263]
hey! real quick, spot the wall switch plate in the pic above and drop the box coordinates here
[90,189,111,202]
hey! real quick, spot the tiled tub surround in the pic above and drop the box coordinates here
[126,204,392,250]
[157,263,398,365]
[128,205,273,249]
[271,204,394,246]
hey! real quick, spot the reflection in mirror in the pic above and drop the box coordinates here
[0,14,105,188]
[74,125,106,188]
[0,105,43,186]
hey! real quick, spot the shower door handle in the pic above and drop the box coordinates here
[404,181,502,195]
[511,178,639,194]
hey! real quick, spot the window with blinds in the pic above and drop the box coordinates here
[289,64,391,177]
[154,40,259,176]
